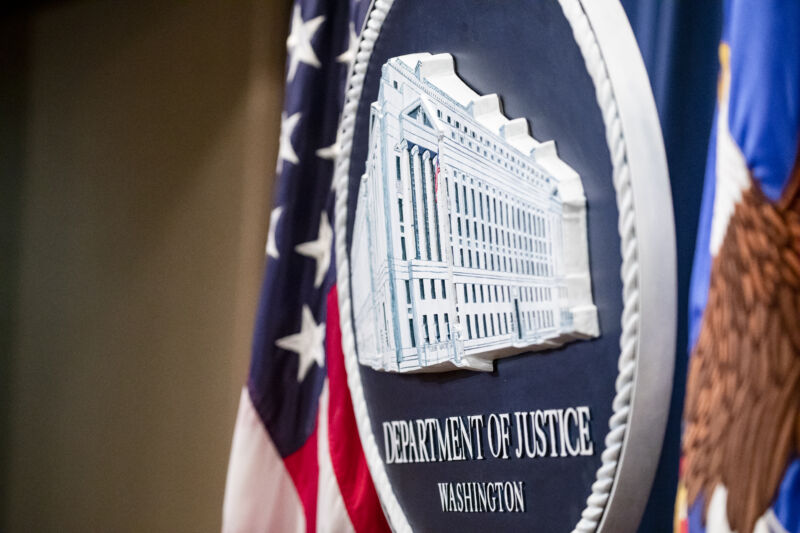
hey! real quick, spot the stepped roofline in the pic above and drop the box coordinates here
[391,53,544,157]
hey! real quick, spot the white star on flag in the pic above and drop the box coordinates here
[277,111,301,172]
[286,5,325,82]
[295,213,332,288]
[315,127,342,162]
[275,305,326,382]
[336,23,359,67]
[265,206,283,259]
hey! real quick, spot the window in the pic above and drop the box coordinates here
[471,189,476,218]
[431,279,436,299]
[401,237,407,260]
[437,109,442,118]
[409,318,416,347]
[474,315,480,338]
[472,285,477,303]
[434,314,441,342]
[395,156,402,181]
[445,314,451,339]
[441,280,447,299]
[463,284,469,302]
[398,199,404,222]
[405,280,411,304]
[467,316,473,339]
[419,279,425,299]
[393,80,398,89]
[483,315,488,338]
[423,316,430,343]
[480,285,484,303]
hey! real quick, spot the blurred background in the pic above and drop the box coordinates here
[0,1,721,532]
[1,1,290,531]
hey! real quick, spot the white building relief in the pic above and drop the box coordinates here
[351,53,598,373]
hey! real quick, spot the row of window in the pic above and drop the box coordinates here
[408,313,452,347]
[459,283,554,305]
[404,278,448,304]
[454,212,549,251]
[447,131,546,183]
[453,213,550,257]
[403,277,555,309]
[434,108,540,178]
[462,308,556,342]
[451,176,549,238]
[453,245,553,277]
[408,307,558,347]
[464,311,514,340]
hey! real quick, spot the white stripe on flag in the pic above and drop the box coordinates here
[316,380,355,533]
[222,388,305,533]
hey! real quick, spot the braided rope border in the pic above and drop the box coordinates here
[556,1,640,530]
[332,1,641,531]
[333,1,412,530]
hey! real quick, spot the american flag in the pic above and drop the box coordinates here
[222,1,390,531]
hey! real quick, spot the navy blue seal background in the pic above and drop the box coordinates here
[345,1,621,531]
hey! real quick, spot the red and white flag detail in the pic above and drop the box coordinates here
[222,1,390,531]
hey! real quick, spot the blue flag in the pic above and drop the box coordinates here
[679,1,800,532]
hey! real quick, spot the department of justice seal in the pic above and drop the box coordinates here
[333,1,676,531]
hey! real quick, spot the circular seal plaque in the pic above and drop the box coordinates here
[333,1,676,531]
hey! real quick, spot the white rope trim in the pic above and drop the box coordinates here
[332,1,642,531]
[557,1,640,531]
[333,0,411,530]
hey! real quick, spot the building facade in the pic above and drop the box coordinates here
[351,53,598,372]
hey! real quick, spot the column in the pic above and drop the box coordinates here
[412,145,428,260]
[422,151,439,262]
[401,144,420,260]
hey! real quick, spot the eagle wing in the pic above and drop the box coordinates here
[683,172,800,533]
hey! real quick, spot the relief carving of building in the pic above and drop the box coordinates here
[351,53,598,372]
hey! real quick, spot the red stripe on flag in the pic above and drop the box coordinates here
[326,286,391,533]
[283,423,319,532]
